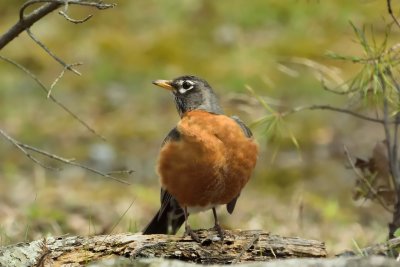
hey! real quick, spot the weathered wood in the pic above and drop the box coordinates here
[0,230,326,266]
[361,236,400,256]
[91,256,400,267]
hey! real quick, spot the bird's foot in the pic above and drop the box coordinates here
[184,225,201,243]
[212,223,224,241]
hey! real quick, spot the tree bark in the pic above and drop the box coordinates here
[0,230,326,266]
[94,256,400,267]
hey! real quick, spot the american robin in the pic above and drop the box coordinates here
[142,75,258,241]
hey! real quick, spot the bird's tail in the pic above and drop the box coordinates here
[142,205,186,235]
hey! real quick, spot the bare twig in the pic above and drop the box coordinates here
[393,113,400,185]
[269,245,277,258]
[58,1,93,23]
[58,10,93,23]
[388,68,400,94]
[19,0,115,20]
[100,199,136,245]
[232,231,261,264]
[0,2,60,49]
[0,1,117,139]
[380,73,399,185]
[0,129,59,171]
[321,79,357,95]
[0,128,130,184]
[27,28,81,76]
[382,89,393,169]
[387,0,400,29]
[279,57,367,96]
[49,62,83,98]
[0,55,106,140]
[387,70,400,190]
[282,57,347,90]
[20,143,130,184]
[107,170,135,175]
[282,104,391,124]
[343,145,394,212]
[0,1,115,50]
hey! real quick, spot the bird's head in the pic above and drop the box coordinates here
[152,75,223,117]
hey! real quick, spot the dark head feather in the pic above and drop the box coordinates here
[169,75,223,117]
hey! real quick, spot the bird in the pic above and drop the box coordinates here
[142,75,258,242]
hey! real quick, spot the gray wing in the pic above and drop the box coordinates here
[161,127,180,146]
[226,116,253,214]
[143,127,185,234]
[159,127,182,213]
[231,115,253,138]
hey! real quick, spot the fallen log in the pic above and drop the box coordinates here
[0,229,326,266]
[93,256,400,267]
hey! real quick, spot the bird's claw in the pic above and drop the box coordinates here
[212,223,225,241]
[184,225,201,243]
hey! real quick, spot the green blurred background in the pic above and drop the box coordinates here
[0,0,396,254]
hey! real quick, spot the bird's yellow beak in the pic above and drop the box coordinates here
[152,80,174,91]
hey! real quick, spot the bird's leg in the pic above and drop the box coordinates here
[183,206,200,242]
[212,207,224,240]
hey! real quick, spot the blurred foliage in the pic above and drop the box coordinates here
[0,0,399,254]
[254,21,400,217]
[327,23,400,106]
[327,22,400,218]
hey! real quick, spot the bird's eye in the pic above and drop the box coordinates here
[182,80,193,90]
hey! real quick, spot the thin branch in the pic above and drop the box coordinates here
[0,128,130,184]
[58,10,93,23]
[58,0,93,23]
[387,70,400,189]
[393,114,399,184]
[0,0,115,138]
[0,2,60,49]
[282,104,391,124]
[343,145,394,213]
[268,246,277,259]
[380,73,399,187]
[20,143,130,184]
[27,28,81,75]
[321,80,356,95]
[100,199,136,245]
[0,55,106,140]
[0,0,115,50]
[387,0,400,29]
[232,231,261,264]
[388,68,400,94]
[49,62,83,98]
[0,129,59,171]
[282,57,347,90]
[107,170,135,175]
[19,0,116,20]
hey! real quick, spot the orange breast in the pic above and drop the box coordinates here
[157,110,258,208]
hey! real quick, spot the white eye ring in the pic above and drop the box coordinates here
[178,80,194,93]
